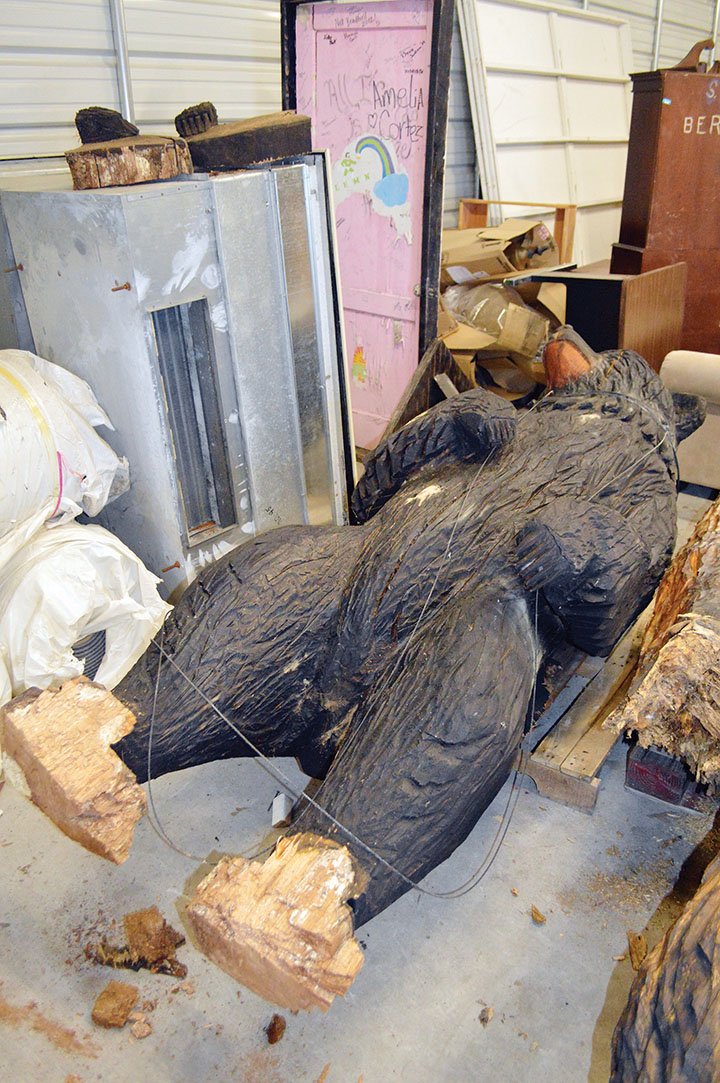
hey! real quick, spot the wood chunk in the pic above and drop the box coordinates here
[123,906,184,966]
[186,832,364,1012]
[129,1016,152,1040]
[627,931,648,971]
[91,980,139,1028]
[65,136,192,190]
[478,1005,494,1027]
[85,906,186,977]
[265,1013,286,1044]
[531,905,547,925]
[607,498,720,789]
[0,678,145,863]
[182,111,311,172]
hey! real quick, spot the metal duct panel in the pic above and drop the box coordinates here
[211,169,308,533]
[0,159,351,597]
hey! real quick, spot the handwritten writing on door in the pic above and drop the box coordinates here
[296,1,432,448]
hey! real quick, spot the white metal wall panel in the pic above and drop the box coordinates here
[458,0,634,263]
[0,0,118,159]
[589,0,656,70]
[123,0,282,129]
[445,15,478,226]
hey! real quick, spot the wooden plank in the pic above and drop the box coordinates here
[434,372,460,399]
[560,668,635,779]
[530,612,648,774]
[381,337,474,440]
[520,752,601,811]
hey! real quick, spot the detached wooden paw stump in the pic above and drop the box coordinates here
[0,677,145,863]
[186,833,365,1011]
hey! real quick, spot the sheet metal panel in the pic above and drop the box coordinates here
[210,171,308,533]
[1,163,351,595]
[0,183,210,594]
[444,15,477,227]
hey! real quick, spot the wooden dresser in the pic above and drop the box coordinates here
[610,67,720,353]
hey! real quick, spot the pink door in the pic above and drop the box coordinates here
[296,0,433,449]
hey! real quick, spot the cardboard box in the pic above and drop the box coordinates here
[439,280,567,370]
[441,219,558,289]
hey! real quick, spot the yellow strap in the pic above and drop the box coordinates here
[0,361,61,511]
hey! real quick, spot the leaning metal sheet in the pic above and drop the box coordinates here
[211,170,307,533]
[275,163,334,526]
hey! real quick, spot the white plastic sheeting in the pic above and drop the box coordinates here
[0,348,124,566]
[0,522,171,704]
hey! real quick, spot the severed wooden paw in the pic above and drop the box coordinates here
[174,101,219,138]
[186,833,365,1011]
[75,106,139,145]
[0,677,146,862]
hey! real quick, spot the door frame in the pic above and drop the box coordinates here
[280,0,455,361]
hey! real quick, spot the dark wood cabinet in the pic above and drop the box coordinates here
[525,261,687,372]
[611,69,720,353]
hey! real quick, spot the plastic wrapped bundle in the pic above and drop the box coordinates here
[0,522,171,705]
[0,349,125,566]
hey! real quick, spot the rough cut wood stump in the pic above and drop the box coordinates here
[186,833,365,1011]
[0,677,145,862]
[65,136,192,190]
[606,497,720,788]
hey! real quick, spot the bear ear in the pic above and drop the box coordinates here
[543,326,599,389]
[672,391,706,442]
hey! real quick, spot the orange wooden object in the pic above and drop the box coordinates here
[457,198,577,264]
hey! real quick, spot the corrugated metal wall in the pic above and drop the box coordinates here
[1,1,118,158]
[124,0,281,132]
[0,0,718,217]
[0,0,282,161]
[443,0,719,226]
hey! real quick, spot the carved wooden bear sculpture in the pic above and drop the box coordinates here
[110,329,703,929]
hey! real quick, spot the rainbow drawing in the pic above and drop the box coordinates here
[355,135,396,176]
[355,136,409,208]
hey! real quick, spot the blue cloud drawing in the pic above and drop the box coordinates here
[373,172,409,208]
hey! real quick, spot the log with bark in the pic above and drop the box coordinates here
[611,849,720,1081]
[605,496,720,788]
[0,328,706,1009]
[66,105,192,190]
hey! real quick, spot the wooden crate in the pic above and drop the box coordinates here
[457,198,577,264]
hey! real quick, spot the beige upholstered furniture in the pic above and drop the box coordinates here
[661,350,720,488]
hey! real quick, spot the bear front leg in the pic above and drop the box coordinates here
[352,388,517,523]
[291,583,539,925]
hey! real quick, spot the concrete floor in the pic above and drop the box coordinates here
[1,488,717,1083]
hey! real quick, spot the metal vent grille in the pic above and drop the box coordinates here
[72,629,107,682]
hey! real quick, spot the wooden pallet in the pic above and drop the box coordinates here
[520,611,650,810]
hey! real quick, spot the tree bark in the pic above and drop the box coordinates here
[606,498,720,788]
